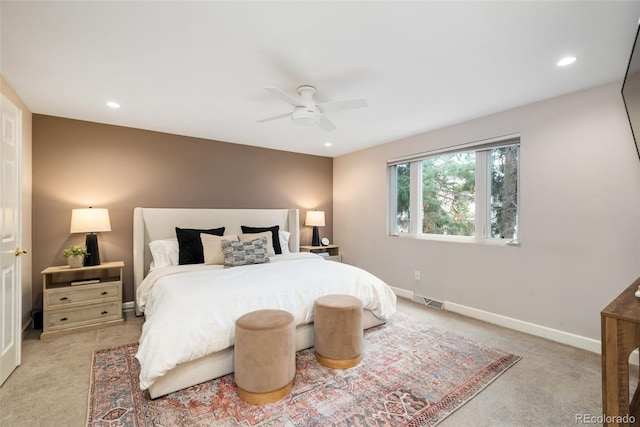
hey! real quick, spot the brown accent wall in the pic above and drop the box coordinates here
[33,114,333,306]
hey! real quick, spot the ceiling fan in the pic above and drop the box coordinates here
[257,85,368,132]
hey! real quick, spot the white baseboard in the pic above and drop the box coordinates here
[390,287,602,355]
[444,301,601,354]
[122,301,135,312]
[390,286,413,300]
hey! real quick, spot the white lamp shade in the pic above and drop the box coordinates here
[305,210,325,227]
[70,208,111,233]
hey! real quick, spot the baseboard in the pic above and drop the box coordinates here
[390,287,602,355]
[444,301,601,354]
[22,319,32,339]
[390,286,413,300]
[122,301,135,312]
[445,302,640,365]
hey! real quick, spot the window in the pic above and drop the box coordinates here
[388,135,520,244]
[390,162,410,233]
[422,152,476,236]
[488,146,519,239]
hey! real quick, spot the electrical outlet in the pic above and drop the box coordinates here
[414,270,421,281]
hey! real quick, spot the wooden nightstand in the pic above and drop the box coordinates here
[300,245,341,262]
[40,261,124,339]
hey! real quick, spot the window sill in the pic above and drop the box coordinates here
[389,233,520,247]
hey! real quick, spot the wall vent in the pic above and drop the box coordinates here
[412,294,444,310]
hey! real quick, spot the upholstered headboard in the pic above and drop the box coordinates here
[133,207,300,315]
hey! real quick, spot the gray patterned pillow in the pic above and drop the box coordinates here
[221,236,270,267]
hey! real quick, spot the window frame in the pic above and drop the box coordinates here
[387,134,520,246]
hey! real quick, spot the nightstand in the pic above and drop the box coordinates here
[300,245,341,262]
[40,261,124,339]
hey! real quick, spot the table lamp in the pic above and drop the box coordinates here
[305,210,325,247]
[70,207,111,266]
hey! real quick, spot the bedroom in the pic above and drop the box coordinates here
[2,1,640,426]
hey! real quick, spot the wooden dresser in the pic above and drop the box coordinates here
[40,261,124,339]
[601,277,640,426]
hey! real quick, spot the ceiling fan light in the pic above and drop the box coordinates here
[291,107,321,126]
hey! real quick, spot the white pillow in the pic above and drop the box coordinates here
[279,230,291,254]
[149,238,179,270]
[239,232,275,257]
[202,234,239,265]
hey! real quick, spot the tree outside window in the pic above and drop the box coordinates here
[388,137,519,244]
[422,152,475,236]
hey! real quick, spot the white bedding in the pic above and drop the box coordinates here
[135,252,397,390]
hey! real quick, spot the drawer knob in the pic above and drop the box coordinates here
[60,317,68,321]
[101,291,108,295]
[101,311,108,315]
[60,297,69,301]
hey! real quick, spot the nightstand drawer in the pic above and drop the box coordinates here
[44,301,122,330]
[44,281,121,310]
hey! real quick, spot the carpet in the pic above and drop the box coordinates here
[87,314,520,427]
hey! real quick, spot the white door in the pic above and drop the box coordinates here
[0,94,22,386]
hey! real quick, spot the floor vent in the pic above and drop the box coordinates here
[412,294,444,310]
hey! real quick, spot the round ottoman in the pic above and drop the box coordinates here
[314,294,363,369]
[234,309,296,404]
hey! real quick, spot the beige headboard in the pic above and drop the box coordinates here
[133,207,300,315]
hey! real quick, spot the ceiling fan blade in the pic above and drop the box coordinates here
[256,112,292,123]
[318,115,337,132]
[317,98,368,113]
[265,87,302,107]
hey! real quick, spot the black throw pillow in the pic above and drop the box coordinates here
[176,227,225,265]
[240,225,282,255]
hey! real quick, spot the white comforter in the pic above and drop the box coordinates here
[135,252,397,390]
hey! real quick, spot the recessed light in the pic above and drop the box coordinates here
[557,56,577,67]
[106,101,120,109]
[324,142,332,147]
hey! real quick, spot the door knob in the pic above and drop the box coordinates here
[14,248,27,256]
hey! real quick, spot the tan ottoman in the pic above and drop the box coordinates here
[314,294,363,369]
[234,309,295,404]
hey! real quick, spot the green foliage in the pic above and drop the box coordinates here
[393,146,518,238]
[62,245,88,258]
[422,152,475,236]
[395,163,411,231]
[490,146,518,239]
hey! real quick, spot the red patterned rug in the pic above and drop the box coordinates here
[87,314,520,426]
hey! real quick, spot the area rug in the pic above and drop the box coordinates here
[87,314,520,427]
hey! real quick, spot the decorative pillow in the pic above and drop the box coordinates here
[149,238,179,270]
[239,232,275,257]
[240,225,282,254]
[221,236,270,267]
[175,226,225,265]
[201,234,238,265]
[279,230,291,254]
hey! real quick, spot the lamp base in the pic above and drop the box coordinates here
[85,233,101,266]
[311,226,320,247]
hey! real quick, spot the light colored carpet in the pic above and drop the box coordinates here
[0,298,612,426]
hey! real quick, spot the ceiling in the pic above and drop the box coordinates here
[2,1,640,157]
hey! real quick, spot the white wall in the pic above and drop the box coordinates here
[334,81,640,341]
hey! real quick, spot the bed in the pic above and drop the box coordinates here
[133,207,397,398]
